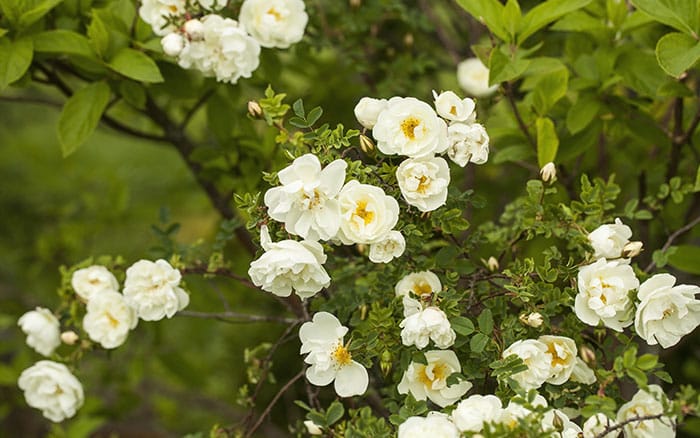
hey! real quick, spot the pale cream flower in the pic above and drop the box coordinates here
[71,265,119,302]
[123,259,189,321]
[570,357,597,385]
[299,312,368,397]
[400,306,455,349]
[582,413,618,438]
[432,90,476,123]
[446,122,489,166]
[502,339,552,390]
[588,218,633,259]
[83,290,138,349]
[161,32,185,56]
[354,97,388,129]
[398,412,460,438]
[457,58,498,98]
[18,308,61,357]
[396,156,450,212]
[18,361,84,422]
[538,335,577,385]
[239,0,308,48]
[368,230,405,263]
[541,409,582,438]
[336,180,399,244]
[398,350,472,408]
[451,394,503,432]
[139,0,186,36]
[395,270,442,298]
[616,385,675,438]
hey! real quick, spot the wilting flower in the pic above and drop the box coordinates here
[248,226,331,300]
[83,290,138,349]
[239,0,308,48]
[299,312,368,397]
[616,385,675,438]
[452,394,503,432]
[446,122,489,166]
[264,154,347,241]
[369,230,406,263]
[336,180,399,244]
[634,273,700,348]
[538,335,577,385]
[575,258,639,331]
[502,339,552,390]
[354,97,388,129]
[432,90,476,123]
[457,58,498,98]
[398,350,472,407]
[398,412,460,438]
[71,265,119,301]
[123,259,189,321]
[373,97,448,158]
[18,308,61,357]
[18,361,84,422]
[588,218,633,259]
[396,156,450,212]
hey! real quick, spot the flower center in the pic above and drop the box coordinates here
[417,362,448,385]
[400,117,421,140]
[412,281,433,297]
[547,343,567,368]
[105,312,119,327]
[302,189,322,209]
[449,105,457,116]
[663,306,676,318]
[332,344,352,366]
[354,200,374,225]
[416,175,431,194]
[267,7,283,21]
[168,5,178,13]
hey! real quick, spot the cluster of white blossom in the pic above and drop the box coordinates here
[354,90,490,212]
[576,218,700,348]
[16,260,188,422]
[143,0,308,83]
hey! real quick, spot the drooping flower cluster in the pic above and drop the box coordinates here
[17,260,189,422]
[576,218,700,348]
[354,91,489,212]
[143,0,308,83]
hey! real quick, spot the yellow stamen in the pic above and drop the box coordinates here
[333,344,352,366]
[449,105,457,116]
[547,343,567,367]
[354,200,374,225]
[416,175,430,194]
[105,312,119,328]
[400,117,421,140]
[267,7,282,21]
[412,281,433,297]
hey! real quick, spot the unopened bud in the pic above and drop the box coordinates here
[622,241,643,258]
[485,256,499,272]
[580,345,596,365]
[60,331,79,345]
[184,19,204,40]
[540,162,556,183]
[380,350,392,376]
[304,420,323,435]
[359,134,375,153]
[161,33,184,57]
[552,412,564,431]
[247,100,263,118]
[404,33,414,47]
[349,0,361,7]
[519,312,544,328]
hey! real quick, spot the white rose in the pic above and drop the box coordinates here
[398,412,460,438]
[432,90,476,123]
[83,290,138,349]
[299,312,368,397]
[452,394,503,432]
[634,273,700,348]
[18,361,84,422]
[582,413,618,438]
[18,308,61,357]
[336,180,399,244]
[396,156,450,212]
[616,385,675,438]
[588,218,633,259]
[398,350,472,408]
[372,97,449,158]
[161,32,185,56]
[184,18,205,40]
[502,339,552,390]
[248,226,331,300]
[400,306,455,349]
[239,0,308,48]
[395,270,442,298]
[575,258,639,331]
[538,335,577,385]
[499,394,549,428]
[71,265,119,301]
[139,0,186,36]
[264,154,346,241]
[457,58,498,98]
[541,409,582,438]
[123,259,189,321]
[570,357,597,385]
[177,15,261,84]
[368,230,405,263]
[447,122,489,166]
[354,97,388,129]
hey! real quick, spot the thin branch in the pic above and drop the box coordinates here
[645,214,700,272]
[675,102,700,145]
[245,369,305,438]
[178,310,300,324]
[182,265,258,289]
[180,88,216,129]
[504,82,536,151]
[0,95,63,107]
[594,413,673,438]
[666,98,684,180]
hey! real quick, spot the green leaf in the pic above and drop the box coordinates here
[636,354,658,371]
[630,0,699,36]
[567,94,600,134]
[292,98,305,117]
[451,316,475,336]
[58,81,111,157]
[18,0,63,28]
[502,0,522,41]
[489,48,530,84]
[655,32,700,78]
[87,10,109,57]
[325,400,345,426]
[119,81,146,110]
[627,367,648,386]
[0,28,6,38]
[0,37,33,90]
[518,0,593,44]
[536,117,559,167]
[33,30,95,58]
[668,245,700,274]
[108,48,163,83]
[694,165,700,191]
[532,67,568,115]
[470,333,490,353]
[477,309,494,334]
[455,0,509,41]
[306,106,323,126]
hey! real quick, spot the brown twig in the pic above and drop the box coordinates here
[644,214,700,272]
[178,310,300,324]
[504,82,536,151]
[182,265,258,289]
[594,413,674,438]
[245,369,305,437]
